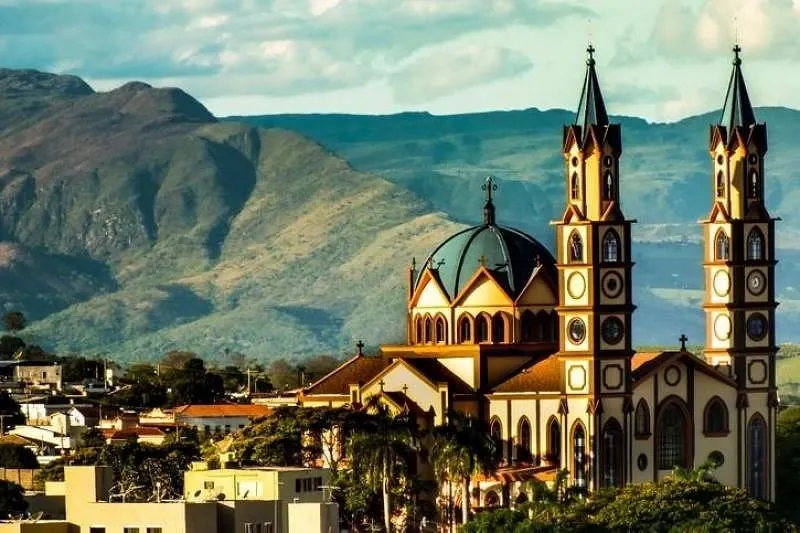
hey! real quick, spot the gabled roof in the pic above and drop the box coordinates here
[491,355,561,393]
[403,358,473,394]
[632,351,736,387]
[106,426,166,440]
[302,354,390,396]
[173,404,271,418]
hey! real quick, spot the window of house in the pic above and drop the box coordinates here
[603,171,615,200]
[715,231,730,261]
[569,231,583,263]
[415,317,423,344]
[634,399,650,437]
[602,419,623,488]
[295,479,301,492]
[435,317,446,343]
[602,231,620,263]
[570,173,580,200]
[491,313,505,343]
[458,316,472,343]
[203,425,211,434]
[475,315,489,343]
[314,477,323,491]
[703,398,728,436]
[146,529,164,533]
[521,311,536,342]
[238,424,245,429]
[224,425,231,433]
[517,417,531,462]
[204,481,215,489]
[573,424,586,490]
[547,417,561,466]
[490,418,503,461]
[716,171,725,197]
[658,402,688,470]
[424,317,432,343]
[123,528,140,533]
[747,228,764,261]
[749,170,760,198]
[89,528,106,533]
[748,415,766,499]
[42,372,47,379]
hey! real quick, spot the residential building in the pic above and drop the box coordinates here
[300,45,778,509]
[172,404,271,435]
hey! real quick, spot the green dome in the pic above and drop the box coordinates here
[416,223,556,299]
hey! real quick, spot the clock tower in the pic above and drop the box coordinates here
[702,45,777,500]
[556,45,637,491]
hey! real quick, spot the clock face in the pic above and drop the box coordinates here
[568,318,586,344]
[713,315,732,341]
[567,272,586,299]
[747,313,768,341]
[747,270,766,295]
[601,317,624,344]
[601,271,624,299]
[713,270,731,297]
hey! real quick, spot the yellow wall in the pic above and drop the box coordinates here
[362,363,439,417]
[437,357,475,388]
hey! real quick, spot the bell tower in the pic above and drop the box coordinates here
[555,45,636,491]
[702,45,777,500]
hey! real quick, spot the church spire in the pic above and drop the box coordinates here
[719,45,756,132]
[575,44,609,135]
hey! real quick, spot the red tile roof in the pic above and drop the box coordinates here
[491,355,561,393]
[173,404,271,418]
[106,427,166,440]
[303,355,390,396]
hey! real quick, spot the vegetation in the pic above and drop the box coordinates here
[0,480,27,519]
[0,444,38,469]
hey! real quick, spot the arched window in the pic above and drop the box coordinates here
[657,399,690,470]
[749,170,760,198]
[484,490,499,507]
[748,414,767,499]
[747,228,764,261]
[602,230,620,263]
[490,418,503,462]
[520,310,535,342]
[603,170,615,200]
[549,311,559,341]
[547,417,561,466]
[569,231,583,263]
[535,310,549,341]
[602,419,624,488]
[435,316,446,343]
[424,316,432,343]
[458,315,472,343]
[415,316,423,344]
[476,315,489,343]
[715,230,730,261]
[703,397,729,436]
[570,173,580,200]
[716,171,725,197]
[491,313,506,343]
[573,423,587,490]
[517,417,532,462]
[634,399,650,437]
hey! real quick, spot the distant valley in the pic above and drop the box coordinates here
[0,68,793,363]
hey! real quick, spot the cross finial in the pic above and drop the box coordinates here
[482,175,497,203]
[379,379,385,392]
[733,43,742,66]
[402,384,409,396]
[356,340,364,356]
[679,334,688,351]
[586,43,596,66]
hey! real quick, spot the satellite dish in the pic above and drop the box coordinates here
[216,493,226,501]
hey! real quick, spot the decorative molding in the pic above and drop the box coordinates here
[568,365,587,390]
[602,364,623,390]
[748,360,767,385]
[664,365,681,387]
[567,272,587,299]
[601,271,624,299]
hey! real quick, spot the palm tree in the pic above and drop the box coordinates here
[431,412,498,529]
[349,401,418,532]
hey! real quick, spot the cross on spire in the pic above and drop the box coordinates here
[356,340,364,356]
[402,384,409,396]
[379,379,385,392]
[482,175,497,225]
[733,43,742,66]
[586,43,596,66]
[679,334,688,352]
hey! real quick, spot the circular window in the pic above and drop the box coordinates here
[713,315,732,341]
[637,453,648,471]
[664,365,682,386]
[712,270,731,297]
[747,270,766,296]
[571,156,579,167]
[747,313,768,341]
[567,272,587,299]
[708,450,725,466]
[716,154,724,165]
[601,272,624,299]
[748,154,758,165]
[601,317,624,345]
[568,318,586,344]
[603,155,613,168]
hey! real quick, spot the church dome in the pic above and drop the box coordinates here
[415,177,556,299]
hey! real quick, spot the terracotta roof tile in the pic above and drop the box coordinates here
[173,404,271,418]
[303,355,390,396]
[631,351,673,378]
[491,355,561,393]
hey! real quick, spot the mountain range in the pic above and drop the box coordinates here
[0,69,793,363]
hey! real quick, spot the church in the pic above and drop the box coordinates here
[298,45,777,505]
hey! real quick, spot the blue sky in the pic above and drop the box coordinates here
[1,0,798,122]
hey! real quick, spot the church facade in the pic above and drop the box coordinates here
[299,45,777,504]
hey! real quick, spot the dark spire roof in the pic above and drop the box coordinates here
[482,175,497,225]
[575,44,609,133]
[720,45,756,131]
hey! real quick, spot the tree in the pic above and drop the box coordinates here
[2,312,25,333]
[349,404,418,533]
[776,406,800,522]
[0,393,24,432]
[431,412,497,526]
[0,444,38,469]
[0,480,27,518]
[159,350,196,372]
[266,358,298,391]
[0,335,24,361]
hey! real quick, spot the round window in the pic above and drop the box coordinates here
[746,313,768,341]
[571,156,579,167]
[603,155,613,168]
[716,154,724,165]
[708,450,725,466]
[601,317,624,344]
[568,318,586,344]
[637,453,648,471]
